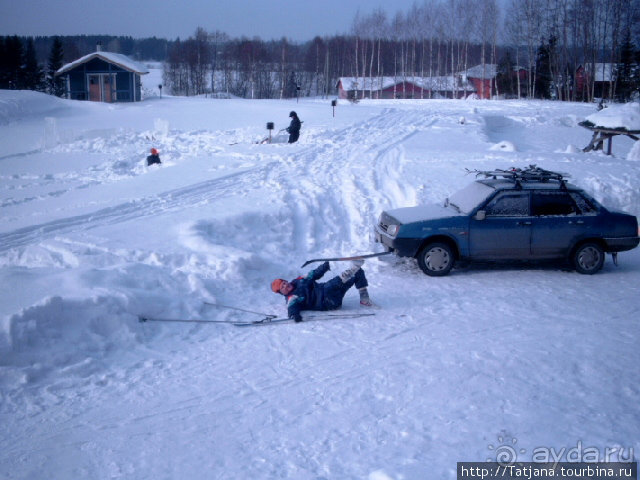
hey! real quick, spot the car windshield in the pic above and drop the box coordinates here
[447,181,495,214]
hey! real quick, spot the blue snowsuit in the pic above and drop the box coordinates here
[284,261,368,321]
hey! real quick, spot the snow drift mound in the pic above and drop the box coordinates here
[0,90,71,125]
[490,140,517,151]
[0,295,143,390]
[177,210,312,278]
[628,139,640,161]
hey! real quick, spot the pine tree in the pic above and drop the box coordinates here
[22,38,44,91]
[534,36,556,100]
[497,52,516,98]
[286,71,298,99]
[47,37,65,96]
[0,36,24,89]
[0,38,5,88]
[615,28,640,103]
[634,49,640,101]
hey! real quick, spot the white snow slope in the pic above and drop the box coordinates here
[1,86,639,480]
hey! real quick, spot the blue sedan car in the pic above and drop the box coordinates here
[374,166,639,276]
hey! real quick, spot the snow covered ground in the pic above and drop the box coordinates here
[1,81,639,480]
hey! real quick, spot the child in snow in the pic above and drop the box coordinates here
[286,111,301,144]
[271,260,373,322]
[147,148,161,166]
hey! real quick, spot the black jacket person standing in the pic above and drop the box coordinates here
[286,111,301,143]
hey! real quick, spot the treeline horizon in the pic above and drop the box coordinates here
[2,0,640,102]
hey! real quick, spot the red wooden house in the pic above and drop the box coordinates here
[458,64,498,99]
[574,63,615,99]
[336,76,474,100]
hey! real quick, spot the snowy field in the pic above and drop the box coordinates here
[1,78,639,480]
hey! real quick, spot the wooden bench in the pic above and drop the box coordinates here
[579,121,640,155]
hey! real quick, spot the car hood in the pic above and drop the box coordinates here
[385,204,463,224]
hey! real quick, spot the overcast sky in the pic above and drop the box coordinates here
[1,0,432,42]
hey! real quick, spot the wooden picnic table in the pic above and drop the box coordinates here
[579,121,640,155]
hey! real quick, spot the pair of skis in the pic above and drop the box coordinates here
[234,312,375,327]
[138,311,374,328]
[139,300,375,328]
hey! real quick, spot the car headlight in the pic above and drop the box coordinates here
[387,224,399,236]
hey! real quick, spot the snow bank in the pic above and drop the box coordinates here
[0,90,70,125]
[490,140,517,151]
[1,296,139,391]
[584,101,640,130]
[628,137,640,161]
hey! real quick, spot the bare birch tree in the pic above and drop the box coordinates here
[476,0,499,98]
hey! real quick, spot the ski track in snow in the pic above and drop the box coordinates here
[1,92,639,480]
[1,107,423,262]
[0,166,266,252]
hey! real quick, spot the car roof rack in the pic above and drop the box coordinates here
[466,165,570,190]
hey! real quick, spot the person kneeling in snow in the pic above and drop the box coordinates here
[147,148,161,166]
[271,260,373,322]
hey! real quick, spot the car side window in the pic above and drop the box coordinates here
[569,192,598,214]
[484,192,529,216]
[531,191,578,216]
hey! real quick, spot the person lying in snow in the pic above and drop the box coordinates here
[271,260,373,322]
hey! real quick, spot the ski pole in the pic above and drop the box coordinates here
[203,302,278,319]
[138,315,251,325]
[301,251,392,268]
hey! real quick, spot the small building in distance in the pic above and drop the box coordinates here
[458,64,498,99]
[56,44,148,102]
[336,75,474,100]
[575,63,615,100]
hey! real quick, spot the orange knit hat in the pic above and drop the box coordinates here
[271,279,284,293]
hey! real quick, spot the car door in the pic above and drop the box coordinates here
[469,191,532,259]
[530,190,598,258]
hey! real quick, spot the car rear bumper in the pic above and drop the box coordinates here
[604,236,640,252]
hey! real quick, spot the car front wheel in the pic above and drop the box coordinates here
[572,242,604,274]
[417,242,454,276]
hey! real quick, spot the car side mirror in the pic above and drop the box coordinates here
[474,210,486,221]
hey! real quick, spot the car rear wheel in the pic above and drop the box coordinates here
[572,242,604,274]
[417,242,454,276]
